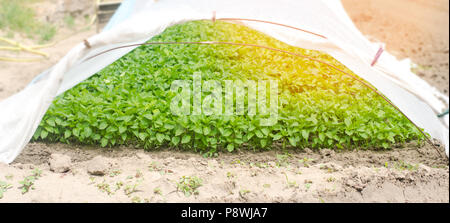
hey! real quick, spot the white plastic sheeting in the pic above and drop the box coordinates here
[0,0,448,163]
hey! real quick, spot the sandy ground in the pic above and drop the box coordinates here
[0,0,449,203]
[343,0,449,95]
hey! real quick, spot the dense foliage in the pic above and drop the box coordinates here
[33,21,424,154]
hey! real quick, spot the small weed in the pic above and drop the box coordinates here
[5,174,13,180]
[263,184,271,188]
[255,162,268,168]
[320,165,336,173]
[124,181,141,196]
[326,177,335,182]
[0,181,13,199]
[34,21,425,155]
[177,176,202,197]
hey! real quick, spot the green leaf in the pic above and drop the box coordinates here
[203,126,211,136]
[138,132,147,141]
[273,133,282,141]
[318,132,325,142]
[261,128,270,136]
[99,122,108,130]
[255,130,264,138]
[101,138,108,147]
[344,118,352,127]
[156,133,165,143]
[260,139,267,147]
[84,127,92,138]
[64,130,71,139]
[41,130,48,139]
[172,136,180,145]
[227,144,234,152]
[119,126,127,134]
[175,128,184,136]
[35,20,424,153]
[164,123,175,130]
[46,119,55,127]
[301,130,309,141]
[222,129,232,137]
[181,135,191,144]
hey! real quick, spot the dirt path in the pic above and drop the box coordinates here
[0,0,449,203]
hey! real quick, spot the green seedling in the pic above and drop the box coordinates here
[19,176,36,194]
[115,181,124,191]
[284,173,298,188]
[18,168,43,194]
[239,189,251,196]
[131,196,141,203]
[394,160,418,171]
[153,187,162,195]
[31,168,42,177]
[124,180,142,196]
[226,172,236,179]
[298,157,314,167]
[96,181,113,195]
[177,176,202,197]
[276,153,292,167]
[304,179,313,191]
[109,169,122,177]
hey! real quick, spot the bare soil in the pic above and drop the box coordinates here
[0,0,448,203]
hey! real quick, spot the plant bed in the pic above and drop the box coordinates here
[32,20,424,155]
